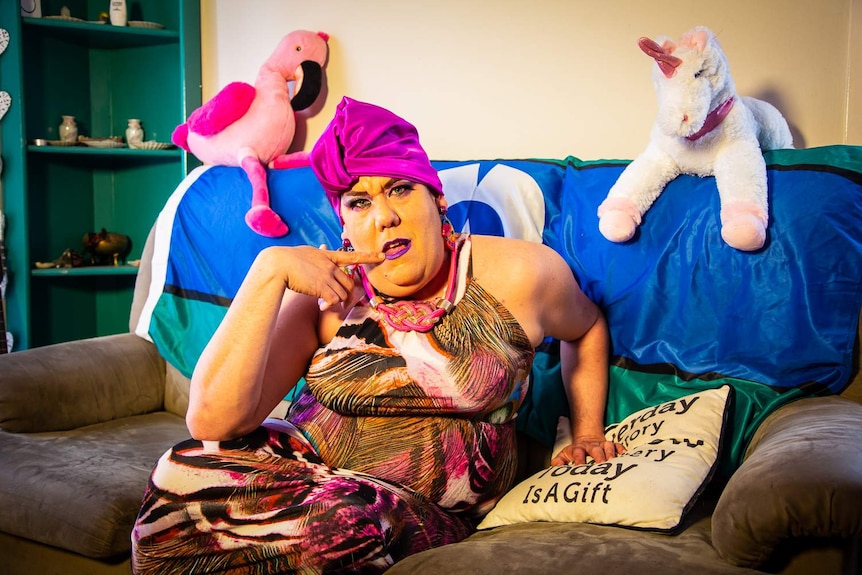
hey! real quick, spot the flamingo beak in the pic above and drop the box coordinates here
[290,61,323,111]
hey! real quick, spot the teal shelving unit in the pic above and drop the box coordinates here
[0,0,201,349]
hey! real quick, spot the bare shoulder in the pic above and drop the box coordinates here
[468,235,589,345]
[469,234,557,259]
[469,235,571,284]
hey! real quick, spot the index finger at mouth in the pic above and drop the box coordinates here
[332,250,385,266]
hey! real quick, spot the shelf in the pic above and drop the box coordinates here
[2,0,202,349]
[28,144,181,158]
[23,17,179,48]
[32,265,140,277]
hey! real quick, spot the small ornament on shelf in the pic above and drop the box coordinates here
[34,248,84,269]
[109,0,127,26]
[58,115,77,142]
[126,119,144,147]
[82,228,132,266]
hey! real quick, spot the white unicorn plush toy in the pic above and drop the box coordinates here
[597,26,794,251]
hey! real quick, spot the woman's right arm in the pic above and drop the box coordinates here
[186,245,382,440]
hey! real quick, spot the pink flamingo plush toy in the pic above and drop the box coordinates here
[173,30,330,237]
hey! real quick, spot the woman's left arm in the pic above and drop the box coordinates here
[529,244,620,465]
[554,312,621,464]
[475,236,619,465]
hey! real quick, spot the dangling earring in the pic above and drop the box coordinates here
[440,210,457,251]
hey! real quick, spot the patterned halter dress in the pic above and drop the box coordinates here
[132,236,535,574]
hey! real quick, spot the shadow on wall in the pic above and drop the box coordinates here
[752,87,806,149]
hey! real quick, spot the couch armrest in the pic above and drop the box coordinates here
[0,333,166,433]
[712,396,862,568]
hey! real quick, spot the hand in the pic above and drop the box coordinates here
[267,245,384,310]
[550,436,625,466]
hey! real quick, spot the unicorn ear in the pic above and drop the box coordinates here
[681,28,711,52]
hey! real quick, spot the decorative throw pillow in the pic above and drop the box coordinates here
[478,385,732,532]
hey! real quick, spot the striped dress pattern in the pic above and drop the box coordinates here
[132,239,535,574]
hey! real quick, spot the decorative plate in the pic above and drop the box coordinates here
[44,15,85,22]
[131,141,174,150]
[82,140,126,149]
[78,135,122,143]
[47,140,77,147]
[128,20,165,29]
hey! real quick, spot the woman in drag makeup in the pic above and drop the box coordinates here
[132,96,621,574]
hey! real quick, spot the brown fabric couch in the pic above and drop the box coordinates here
[0,230,187,574]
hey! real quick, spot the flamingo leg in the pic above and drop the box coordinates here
[269,151,310,170]
[240,152,288,237]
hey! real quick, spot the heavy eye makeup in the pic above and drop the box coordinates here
[344,195,371,211]
[387,180,416,197]
[342,180,417,211]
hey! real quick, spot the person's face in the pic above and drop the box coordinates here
[341,176,448,299]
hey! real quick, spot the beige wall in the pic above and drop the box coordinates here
[849,0,862,142]
[201,0,861,161]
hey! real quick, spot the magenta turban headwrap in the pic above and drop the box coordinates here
[309,97,443,216]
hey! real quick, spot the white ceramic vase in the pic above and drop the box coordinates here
[59,115,77,143]
[126,119,144,148]
[109,0,127,26]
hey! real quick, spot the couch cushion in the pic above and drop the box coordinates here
[478,386,731,532]
[712,396,862,567]
[388,500,763,575]
[0,412,188,558]
[0,334,166,433]
[164,363,191,418]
